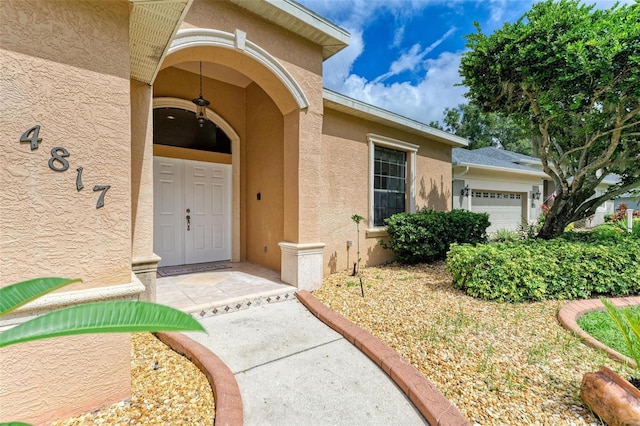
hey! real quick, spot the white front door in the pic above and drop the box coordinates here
[154,157,231,267]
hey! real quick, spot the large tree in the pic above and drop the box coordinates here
[431,103,534,154]
[460,0,640,239]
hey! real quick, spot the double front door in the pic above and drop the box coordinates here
[153,157,231,267]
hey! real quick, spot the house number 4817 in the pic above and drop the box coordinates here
[20,125,111,209]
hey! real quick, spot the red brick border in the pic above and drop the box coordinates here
[297,291,469,426]
[557,296,640,368]
[156,332,243,426]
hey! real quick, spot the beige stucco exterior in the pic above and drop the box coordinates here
[319,107,454,274]
[0,1,135,423]
[0,0,466,422]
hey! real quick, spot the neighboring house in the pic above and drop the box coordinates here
[1,0,466,423]
[615,194,640,211]
[452,147,616,231]
[452,147,546,232]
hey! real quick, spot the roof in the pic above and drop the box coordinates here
[129,0,192,84]
[227,0,350,59]
[129,0,350,85]
[323,89,469,148]
[453,147,624,185]
[453,147,548,177]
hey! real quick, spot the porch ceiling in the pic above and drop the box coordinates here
[129,0,191,84]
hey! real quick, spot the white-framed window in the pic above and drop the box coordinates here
[368,134,418,228]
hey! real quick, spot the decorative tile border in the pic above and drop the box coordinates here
[188,291,297,320]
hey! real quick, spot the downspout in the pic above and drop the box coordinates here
[452,165,470,210]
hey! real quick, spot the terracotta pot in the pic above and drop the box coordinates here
[581,366,640,426]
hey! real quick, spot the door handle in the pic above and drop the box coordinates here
[186,214,191,231]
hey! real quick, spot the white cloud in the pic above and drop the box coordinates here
[322,28,365,90]
[487,0,507,23]
[297,0,468,125]
[392,26,405,48]
[333,50,467,124]
[374,27,456,83]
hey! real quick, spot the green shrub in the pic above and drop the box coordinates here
[446,238,640,302]
[491,228,520,243]
[381,209,490,264]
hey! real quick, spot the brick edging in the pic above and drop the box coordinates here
[557,296,640,368]
[297,290,469,426]
[155,332,243,426]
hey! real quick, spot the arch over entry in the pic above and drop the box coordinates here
[164,28,309,114]
[153,97,240,262]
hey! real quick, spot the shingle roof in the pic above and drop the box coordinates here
[453,147,622,185]
[452,147,543,173]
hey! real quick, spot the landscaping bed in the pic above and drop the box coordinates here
[314,262,632,425]
[51,333,214,425]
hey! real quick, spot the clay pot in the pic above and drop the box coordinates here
[581,366,640,425]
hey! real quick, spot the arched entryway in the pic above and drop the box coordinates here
[152,97,240,267]
[152,25,306,273]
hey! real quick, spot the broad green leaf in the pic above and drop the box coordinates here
[0,301,205,348]
[0,422,32,426]
[0,278,81,318]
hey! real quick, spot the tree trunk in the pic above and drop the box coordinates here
[538,203,574,239]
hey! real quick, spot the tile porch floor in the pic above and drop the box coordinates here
[156,262,297,318]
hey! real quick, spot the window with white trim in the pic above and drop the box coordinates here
[368,134,418,228]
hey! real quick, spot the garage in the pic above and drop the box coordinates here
[471,190,525,232]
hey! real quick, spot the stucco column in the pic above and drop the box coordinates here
[280,98,326,289]
[283,111,300,242]
[130,81,159,301]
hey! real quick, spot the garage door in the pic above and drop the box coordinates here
[471,191,524,232]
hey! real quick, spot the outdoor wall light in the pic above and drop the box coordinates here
[533,191,541,200]
[192,61,210,127]
[461,185,470,197]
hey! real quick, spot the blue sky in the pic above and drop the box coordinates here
[296,0,631,125]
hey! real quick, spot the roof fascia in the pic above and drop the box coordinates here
[227,0,349,59]
[323,89,469,148]
[453,161,549,178]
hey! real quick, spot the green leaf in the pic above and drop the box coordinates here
[0,422,32,426]
[0,301,205,348]
[0,277,81,318]
[601,298,640,368]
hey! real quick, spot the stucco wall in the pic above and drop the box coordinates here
[182,0,323,81]
[0,1,133,422]
[319,108,454,274]
[245,83,285,271]
[1,0,131,289]
[131,81,154,262]
[0,334,130,425]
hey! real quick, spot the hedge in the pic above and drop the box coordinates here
[446,238,640,302]
[381,209,490,264]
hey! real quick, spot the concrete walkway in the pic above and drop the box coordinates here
[185,298,427,426]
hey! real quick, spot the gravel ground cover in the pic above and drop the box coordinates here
[52,333,214,425]
[314,262,633,426]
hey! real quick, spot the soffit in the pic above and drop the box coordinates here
[323,89,469,148]
[173,62,252,88]
[227,0,349,59]
[129,0,192,84]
